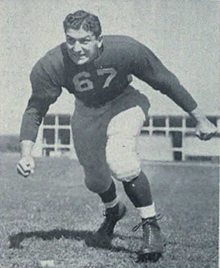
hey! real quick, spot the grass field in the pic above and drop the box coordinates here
[0,154,219,268]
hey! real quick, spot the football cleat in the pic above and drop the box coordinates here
[96,201,127,237]
[133,215,165,262]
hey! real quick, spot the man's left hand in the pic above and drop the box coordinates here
[195,118,218,141]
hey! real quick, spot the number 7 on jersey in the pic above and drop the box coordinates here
[73,68,117,92]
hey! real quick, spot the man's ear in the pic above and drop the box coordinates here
[97,35,103,48]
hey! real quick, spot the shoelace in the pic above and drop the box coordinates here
[132,214,163,232]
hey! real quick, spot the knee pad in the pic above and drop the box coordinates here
[106,136,141,182]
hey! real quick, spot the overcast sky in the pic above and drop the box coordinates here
[0,0,219,135]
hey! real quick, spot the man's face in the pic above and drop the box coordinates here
[65,27,102,65]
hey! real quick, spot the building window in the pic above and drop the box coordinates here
[186,117,196,128]
[153,131,166,136]
[44,115,55,125]
[153,116,166,127]
[141,130,149,135]
[43,129,55,144]
[173,151,182,161]
[170,131,182,148]
[169,116,182,127]
[58,115,71,125]
[58,129,70,145]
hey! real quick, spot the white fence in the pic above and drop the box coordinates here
[32,114,220,162]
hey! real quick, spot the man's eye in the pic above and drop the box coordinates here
[67,38,75,44]
[82,40,90,44]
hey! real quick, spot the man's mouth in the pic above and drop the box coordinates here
[72,53,86,59]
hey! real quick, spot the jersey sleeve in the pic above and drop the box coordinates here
[131,42,197,112]
[20,60,62,142]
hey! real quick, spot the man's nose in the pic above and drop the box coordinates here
[73,41,82,52]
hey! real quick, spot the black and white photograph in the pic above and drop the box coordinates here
[0,0,219,267]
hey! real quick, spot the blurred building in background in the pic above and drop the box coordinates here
[32,114,220,162]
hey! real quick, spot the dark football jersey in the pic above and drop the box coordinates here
[20,35,197,141]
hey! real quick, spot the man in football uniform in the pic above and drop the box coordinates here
[17,10,217,262]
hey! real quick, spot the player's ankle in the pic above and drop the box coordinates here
[136,203,156,219]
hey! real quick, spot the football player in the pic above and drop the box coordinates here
[16,10,217,262]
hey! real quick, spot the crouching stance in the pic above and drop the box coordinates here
[17,10,217,262]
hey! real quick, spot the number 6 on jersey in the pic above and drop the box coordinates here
[73,68,117,92]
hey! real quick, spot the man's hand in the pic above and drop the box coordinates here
[17,156,35,177]
[17,140,35,177]
[190,107,218,141]
[195,118,217,141]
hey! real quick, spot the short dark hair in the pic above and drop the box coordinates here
[63,10,102,38]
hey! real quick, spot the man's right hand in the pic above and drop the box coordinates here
[17,140,35,177]
[17,156,35,177]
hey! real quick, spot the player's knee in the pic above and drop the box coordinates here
[110,162,141,182]
[84,167,112,193]
[106,142,141,182]
[84,178,106,193]
[106,135,141,181]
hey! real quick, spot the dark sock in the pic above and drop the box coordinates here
[98,180,117,203]
[123,171,153,207]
